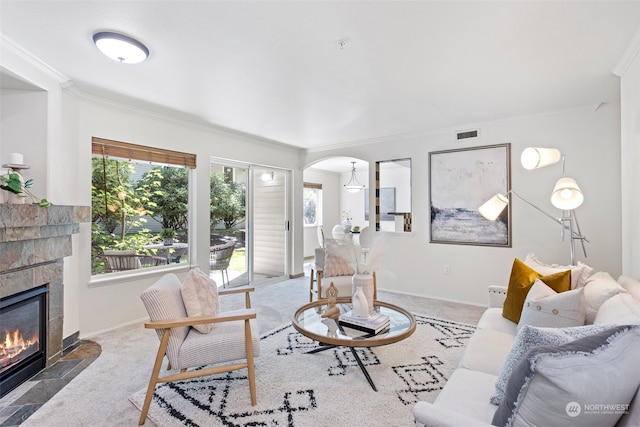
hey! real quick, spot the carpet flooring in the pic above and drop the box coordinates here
[129,314,476,427]
[15,271,486,426]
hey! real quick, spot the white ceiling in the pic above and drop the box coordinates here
[2,1,640,151]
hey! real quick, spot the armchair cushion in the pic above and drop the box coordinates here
[181,267,219,333]
[178,309,260,368]
[140,273,190,368]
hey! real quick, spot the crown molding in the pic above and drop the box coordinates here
[1,34,72,87]
[614,26,640,77]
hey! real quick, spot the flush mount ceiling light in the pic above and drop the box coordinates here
[93,31,149,64]
[344,161,365,193]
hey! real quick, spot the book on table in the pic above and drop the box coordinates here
[338,310,390,334]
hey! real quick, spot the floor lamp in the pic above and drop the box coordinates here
[478,147,588,266]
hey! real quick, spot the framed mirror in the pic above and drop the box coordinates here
[375,158,412,232]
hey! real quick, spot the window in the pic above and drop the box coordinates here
[303,182,322,226]
[91,137,195,275]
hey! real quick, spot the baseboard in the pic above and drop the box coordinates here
[377,287,487,308]
[79,316,149,340]
[289,272,305,279]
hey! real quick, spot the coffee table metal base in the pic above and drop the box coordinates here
[305,325,378,391]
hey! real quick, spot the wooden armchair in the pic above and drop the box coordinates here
[138,272,258,425]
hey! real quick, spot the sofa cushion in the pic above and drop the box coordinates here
[594,293,640,326]
[524,252,593,289]
[516,280,585,332]
[583,271,627,324]
[490,324,610,405]
[432,368,499,424]
[492,325,640,427]
[458,329,515,376]
[181,267,219,334]
[502,258,571,323]
[477,307,518,336]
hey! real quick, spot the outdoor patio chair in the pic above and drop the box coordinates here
[138,270,259,425]
[209,241,236,287]
[101,250,167,272]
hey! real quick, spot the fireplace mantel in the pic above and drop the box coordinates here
[0,204,90,372]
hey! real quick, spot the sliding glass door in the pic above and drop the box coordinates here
[210,160,288,287]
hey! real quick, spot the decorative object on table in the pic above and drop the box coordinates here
[353,273,375,311]
[159,228,177,245]
[341,209,353,234]
[1,153,52,207]
[478,146,588,265]
[321,283,340,320]
[352,286,369,318]
[430,143,511,247]
[338,309,391,334]
[330,233,385,311]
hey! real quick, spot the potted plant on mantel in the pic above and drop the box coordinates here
[0,172,52,207]
[159,228,176,246]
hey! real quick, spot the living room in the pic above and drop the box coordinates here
[2,1,640,425]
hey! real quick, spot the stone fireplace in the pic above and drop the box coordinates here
[0,204,90,396]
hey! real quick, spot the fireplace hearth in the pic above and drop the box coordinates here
[1,286,48,397]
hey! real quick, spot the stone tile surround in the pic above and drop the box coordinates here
[0,204,90,370]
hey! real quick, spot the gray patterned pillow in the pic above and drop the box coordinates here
[490,324,610,405]
[493,325,640,427]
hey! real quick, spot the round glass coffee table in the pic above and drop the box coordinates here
[292,298,416,391]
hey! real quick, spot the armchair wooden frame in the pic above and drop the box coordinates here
[139,286,257,425]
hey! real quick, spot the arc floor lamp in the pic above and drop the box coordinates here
[478,147,588,265]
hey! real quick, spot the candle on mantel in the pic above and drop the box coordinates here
[8,153,24,165]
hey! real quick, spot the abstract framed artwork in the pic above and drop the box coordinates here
[429,143,511,247]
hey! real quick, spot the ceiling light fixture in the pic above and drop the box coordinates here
[344,161,365,193]
[93,31,149,64]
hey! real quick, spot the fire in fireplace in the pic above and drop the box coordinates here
[0,286,48,398]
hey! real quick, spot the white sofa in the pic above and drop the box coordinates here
[413,268,640,427]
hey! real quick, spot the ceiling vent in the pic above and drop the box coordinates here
[456,129,479,141]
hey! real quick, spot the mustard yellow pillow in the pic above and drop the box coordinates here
[502,258,571,323]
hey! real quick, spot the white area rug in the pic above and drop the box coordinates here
[129,314,475,427]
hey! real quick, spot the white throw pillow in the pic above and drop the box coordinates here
[323,239,355,277]
[493,325,640,427]
[594,293,640,326]
[181,267,219,333]
[583,271,627,324]
[490,324,610,406]
[524,253,593,289]
[516,279,585,333]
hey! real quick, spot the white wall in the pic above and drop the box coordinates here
[72,96,302,336]
[305,105,622,306]
[617,39,640,279]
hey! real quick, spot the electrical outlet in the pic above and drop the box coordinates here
[444,265,451,275]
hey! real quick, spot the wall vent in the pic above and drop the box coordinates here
[456,129,479,141]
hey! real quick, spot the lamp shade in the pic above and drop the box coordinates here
[551,177,584,210]
[520,147,562,170]
[478,193,509,221]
